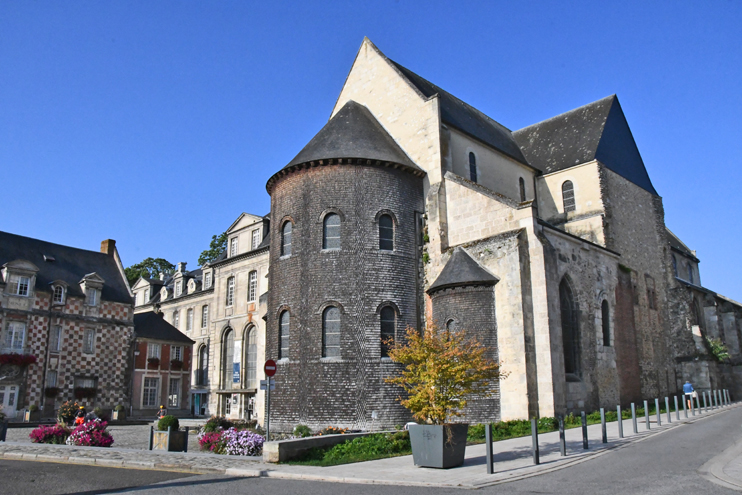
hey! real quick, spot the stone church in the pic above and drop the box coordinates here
[134,38,742,430]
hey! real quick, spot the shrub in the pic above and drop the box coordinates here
[93,407,109,421]
[30,424,70,444]
[157,415,179,431]
[57,401,81,424]
[199,431,227,454]
[223,428,265,456]
[292,432,411,466]
[202,415,232,433]
[706,337,730,362]
[114,405,125,412]
[66,419,114,447]
[293,424,312,438]
[28,404,39,412]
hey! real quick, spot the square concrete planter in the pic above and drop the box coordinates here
[112,410,126,421]
[150,427,188,452]
[409,424,468,469]
[24,410,41,422]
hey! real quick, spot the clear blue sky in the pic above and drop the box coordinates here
[2,1,740,298]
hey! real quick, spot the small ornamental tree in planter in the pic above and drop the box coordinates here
[385,325,505,469]
[151,415,187,452]
[57,401,81,425]
[112,404,126,421]
[24,404,41,422]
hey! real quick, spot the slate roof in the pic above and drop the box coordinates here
[427,247,499,294]
[389,61,529,165]
[0,231,132,304]
[513,95,658,195]
[133,311,194,344]
[667,228,698,261]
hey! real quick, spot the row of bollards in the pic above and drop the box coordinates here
[485,389,733,472]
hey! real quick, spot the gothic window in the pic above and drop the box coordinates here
[601,300,611,346]
[687,264,694,284]
[226,277,235,307]
[322,306,341,358]
[248,271,258,302]
[222,329,234,390]
[562,181,576,212]
[379,214,394,251]
[672,255,678,277]
[445,319,457,333]
[469,152,477,183]
[380,306,396,358]
[519,177,527,202]
[53,285,65,304]
[560,279,580,375]
[279,311,290,359]
[281,222,292,256]
[246,327,257,388]
[323,213,341,250]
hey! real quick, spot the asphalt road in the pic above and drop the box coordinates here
[3,407,741,494]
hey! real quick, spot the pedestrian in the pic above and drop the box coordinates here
[75,406,86,426]
[157,405,167,419]
[683,381,695,409]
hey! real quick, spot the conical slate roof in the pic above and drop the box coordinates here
[267,101,423,193]
[427,247,499,294]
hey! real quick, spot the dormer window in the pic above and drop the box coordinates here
[175,281,183,297]
[252,229,261,250]
[86,288,98,306]
[9,275,30,296]
[52,285,65,304]
[230,238,238,257]
[144,288,149,303]
[204,272,212,289]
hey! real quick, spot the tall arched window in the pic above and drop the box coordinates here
[560,279,580,375]
[380,306,396,358]
[322,306,341,358]
[197,345,209,386]
[687,264,694,284]
[562,181,575,212]
[222,329,234,389]
[279,311,290,359]
[281,222,292,256]
[469,152,477,183]
[379,214,394,251]
[601,300,611,347]
[672,254,678,277]
[519,177,527,202]
[323,213,341,250]
[246,327,257,388]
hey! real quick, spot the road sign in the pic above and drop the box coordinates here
[260,379,275,391]
[264,359,277,377]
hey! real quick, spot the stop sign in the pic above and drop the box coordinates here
[264,359,277,377]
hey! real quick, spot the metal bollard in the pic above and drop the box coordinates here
[675,396,680,421]
[714,390,719,409]
[617,406,624,438]
[666,397,671,423]
[600,408,607,443]
[631,403,638,434]
[727,389,731,405]
[149,425,154,450]
[485,423,494,474]
[531,419,540,465]
[581,411,588,449]
[683,394,688,418]
[703,391,708,413]
[655,399,661,426]
[559,415,566,456]
[724,389,728,405]
[691,395,695,416]
[184,426,189,453]
[644,400,650,429]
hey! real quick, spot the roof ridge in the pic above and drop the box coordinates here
[514,94,616,134]
[0,230,111,258]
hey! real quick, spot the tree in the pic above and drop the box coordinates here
[385,324,506,425]
[198,231,228,266]
[124,258,175,286]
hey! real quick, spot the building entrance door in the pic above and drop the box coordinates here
[0,384,18,418]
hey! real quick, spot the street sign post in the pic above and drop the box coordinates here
[263,360,277,441]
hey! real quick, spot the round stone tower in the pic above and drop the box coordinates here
[265,100,425,431]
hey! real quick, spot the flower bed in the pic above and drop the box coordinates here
[66,419,114,447]
[0,353,37,366]
[30,424,70,444]
[197,416,264,456]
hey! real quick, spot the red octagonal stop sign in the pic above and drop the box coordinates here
[264,359,277,377]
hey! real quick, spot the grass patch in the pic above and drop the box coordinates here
[287,431,411,466]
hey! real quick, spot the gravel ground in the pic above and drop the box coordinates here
[5,423,203,451]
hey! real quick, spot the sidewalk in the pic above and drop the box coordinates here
[1,403,739,489]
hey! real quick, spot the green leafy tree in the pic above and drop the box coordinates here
[706,336,730,362]
[198,231,228,266]
[124,258,175,285]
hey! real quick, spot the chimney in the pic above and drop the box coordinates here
[177,262,187,273]
[159,272,166,281]
[101,239,116,256]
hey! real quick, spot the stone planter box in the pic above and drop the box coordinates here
[112,410,126,421]
[409,424,468,469]
[263,431,394,463]
[24,410,41,423]
[150,427,188,452]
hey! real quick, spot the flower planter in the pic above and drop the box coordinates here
[151,427,188,452]
[408,424,468,469]
[24,410,41,423]
[112,410,126,421]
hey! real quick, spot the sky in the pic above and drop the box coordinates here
[1,1,740,298]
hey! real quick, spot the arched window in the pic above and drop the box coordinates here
[560,279,580,375]
[197,345,209,386]
[692,299,704,330]
[322,306,341,358]
[380,306,396,358]
[601,300,611,347]
[53,285,65,304]
[279,311,290,359]
[562,181,575,212]
[246,327,257,388]
[672,255,678,277]
[445,318,457,333]
[323,213,341,250]
[687,264,694,284]
[519,177,527,202]
[379,214,394,251]
[281,222,292,256]
[226,277,235,307]
[222,329,234,389]
[469,152,477,183]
